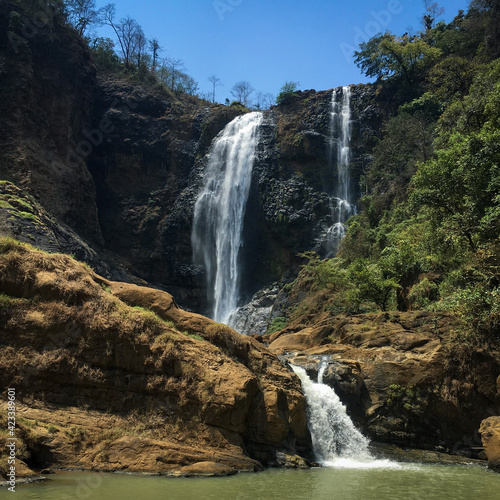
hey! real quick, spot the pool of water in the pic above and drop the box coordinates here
[9,463,500,500]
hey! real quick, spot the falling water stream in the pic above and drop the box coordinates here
[324,86,355,256]
[192,112,263,323]
[291,359,397,469]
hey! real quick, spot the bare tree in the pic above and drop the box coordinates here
[230,81,254,107]
[422,0,445,30]
[116,17,142,68]
[100,5,142,68]
[208,74,223,103]
[134,29,147,74]
[262,92,275,110]
[67,0,98,36]
[149,38,162,72]
[165,58,186,91]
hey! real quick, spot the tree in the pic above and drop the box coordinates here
[66,0,98,36]
[149,38,161,72]
[276,81,299,105]
[411,60,500,251]
[208,74,223,103]
[175,73,199,96]
[354,33,442,86]
[347,259,399,311]
[422,0,445,30]
[89,37,120,70]
[164,58,186,91]
[134,29,147,70]
[100,5,143,68]
[254,91,275,110]
[230,81,254,107]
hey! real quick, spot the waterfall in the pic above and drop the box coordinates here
[192,112,263,324]
[291,359,398,468]
[324,86,355,256]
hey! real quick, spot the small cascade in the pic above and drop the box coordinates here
[324,86,355,256]
[291,358,398,468]
[191,112,263,324]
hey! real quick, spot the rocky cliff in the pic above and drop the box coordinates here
[0,0,100,243]
[262,285,500,458]
[0,239,310,476]
[0,4,385,315]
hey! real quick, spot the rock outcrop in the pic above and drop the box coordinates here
[0,240,310,477]
[266,311,500,455]
[480,417,500,471]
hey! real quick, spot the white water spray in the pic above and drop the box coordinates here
[325,86,355,256]
[192,112,263,324]
[292,359,399,469]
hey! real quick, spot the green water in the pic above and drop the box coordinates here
[7,464,500,500]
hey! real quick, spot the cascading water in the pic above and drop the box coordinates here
[191,112,263,324]
[291,358,398,468]
[324,86,355,256]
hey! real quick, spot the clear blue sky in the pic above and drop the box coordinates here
[93,0,470,103]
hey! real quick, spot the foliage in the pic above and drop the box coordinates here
[386,384,423,413]
[286,2,500,345]
[266,317,288,335]
[354,33,442,87]
[276,81,299,105]
[89,37,120,70]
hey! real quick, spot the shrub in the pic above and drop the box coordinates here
[276,81,299,105]
[266,317,288,335]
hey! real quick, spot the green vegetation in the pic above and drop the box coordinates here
[386,384,423,413]
[266,316,288,334]
[281,1,500,345]
[276,81,299,105]
[188,333,204,341]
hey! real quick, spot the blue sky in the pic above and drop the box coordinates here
[93,0,470,103]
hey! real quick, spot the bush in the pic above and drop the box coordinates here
[276,81,299,105]
[266,317,288,335]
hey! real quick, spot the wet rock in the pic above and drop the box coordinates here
[273,451,313,469]
[179,462,238,477]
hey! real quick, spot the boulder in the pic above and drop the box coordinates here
[480,417,500,472]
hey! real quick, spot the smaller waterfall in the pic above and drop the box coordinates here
[292,359,399,468]
[192,112,263,324]
[324,86,355,256]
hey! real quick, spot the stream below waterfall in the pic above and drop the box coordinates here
[9,466,500,500]
[11,360,500,499]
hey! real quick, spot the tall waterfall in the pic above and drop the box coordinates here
[325,86,355,256]
[291,359,398,468]
[192,112,263,324]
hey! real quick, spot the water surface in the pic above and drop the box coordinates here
[11,464,500,500]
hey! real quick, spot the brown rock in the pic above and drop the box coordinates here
[480,417,500,471]
[179,461,238,477]
[0,242,311,473]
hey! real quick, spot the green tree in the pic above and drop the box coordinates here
[411,60,500,251]
[276,81,299,105]
[354,33,442,86]
[89,37,120,70]
[347,259,399,311]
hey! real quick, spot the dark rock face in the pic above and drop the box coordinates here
[0,1,101,243]
[87,85,383,314]
[88,77,243,309]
